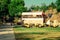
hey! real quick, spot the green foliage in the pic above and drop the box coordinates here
[0,0,27,17]
[0,0,59,17]
[8,0,27,16]
[31,6,40,11]
[57,6,60,12]
[56,0,60,6]
[30,4,48,12]
[40,4,48,11]
[49,2,56,9]
[56,0,60,12]
[0,0,10,17]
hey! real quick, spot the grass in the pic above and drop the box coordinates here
[13,26,60,40]
[14,26,60,32]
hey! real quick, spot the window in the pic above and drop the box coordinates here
[22,15,43,18]
[22,15,33,18]
[36,15,42,18]
[22,15,27,18]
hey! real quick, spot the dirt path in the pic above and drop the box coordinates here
[0,26,15,40]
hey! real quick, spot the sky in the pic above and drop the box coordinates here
[24,0,57,8]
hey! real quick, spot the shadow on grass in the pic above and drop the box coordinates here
[41,37,60,40]
[15,32,47,36]
[14,32,60,40]
[19,32,47,34]
[14,32,48,40]
[16,38,33,40]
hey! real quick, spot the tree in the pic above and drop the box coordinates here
[40,4,48,12]
[56,0,60,12]
[48,2,56,9]
[8,0,27,16]
[30,6,40,11]
[56,0,60,6]
[0,0,10,17]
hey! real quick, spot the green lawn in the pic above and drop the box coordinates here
[13,26,60,40]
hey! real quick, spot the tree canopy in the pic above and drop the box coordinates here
[0,0,27,17]
[0,0,10,17]
[8,0,27,16]
[56,0,60,12]
[0,0,60,18]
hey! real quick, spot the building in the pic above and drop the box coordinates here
[22,12,44,27]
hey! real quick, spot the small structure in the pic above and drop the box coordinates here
[22,12,44,27]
